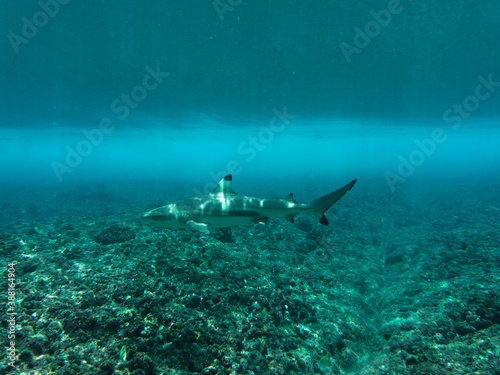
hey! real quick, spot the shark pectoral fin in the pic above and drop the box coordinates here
[285,214,297,223]
[186,220,210,234]
[251,217,269,225]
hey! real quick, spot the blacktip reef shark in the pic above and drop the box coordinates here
[141,175,356,234]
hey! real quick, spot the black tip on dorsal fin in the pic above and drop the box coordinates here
[210,174,236,195]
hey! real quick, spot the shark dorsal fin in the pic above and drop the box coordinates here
[210,174,237,196]
[284,193,298,203]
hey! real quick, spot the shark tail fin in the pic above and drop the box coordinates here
[307,179,357,225]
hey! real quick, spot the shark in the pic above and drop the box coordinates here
[141,174,356,234]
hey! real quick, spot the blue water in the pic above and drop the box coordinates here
[1,118,499,193]
[1,1,500,374]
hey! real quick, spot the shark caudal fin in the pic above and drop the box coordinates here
[307,179,357,225]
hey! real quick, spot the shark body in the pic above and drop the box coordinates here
[141,174,356,234]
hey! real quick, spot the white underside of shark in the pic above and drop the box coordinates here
[141,174,356,234]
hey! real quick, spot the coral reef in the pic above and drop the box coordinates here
[1,177,499,374]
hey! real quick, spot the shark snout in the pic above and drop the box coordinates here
[141,210,162,221]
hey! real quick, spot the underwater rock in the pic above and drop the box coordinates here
[93,225,135,245]
[26,202,39,216]
[212,228,234,243]
[0,233,20,254]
